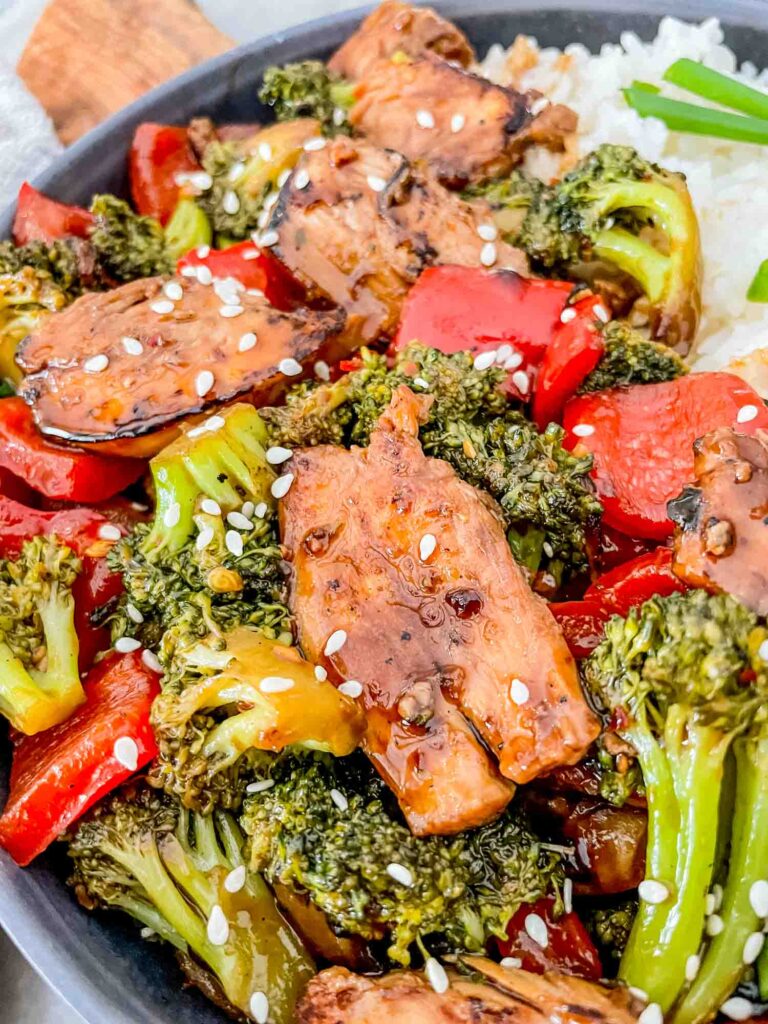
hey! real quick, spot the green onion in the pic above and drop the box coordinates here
[664,58,768,120]
[631,80,661,94]
[747,260,768,302]
[624,87,768,145]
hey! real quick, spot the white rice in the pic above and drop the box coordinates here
[479,18,768,390]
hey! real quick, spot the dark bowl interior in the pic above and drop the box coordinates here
[3,2,768,1021]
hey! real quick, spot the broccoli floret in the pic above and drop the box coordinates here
[89,195,173,280]
[579,321,688,393]
[586,900,637,971]
[259,60,355,135]
[68,784,314,1023]
[0,238,87,293]
[583,590,768,1015]
[243,752,564,967]
[0,266,70,385]
[0,536,84,734]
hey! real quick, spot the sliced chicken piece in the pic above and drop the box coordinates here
[297,959,641,1024]
[279,386,598,834]
[669,427,768,615]
[349,55,577,188]
[328,0,474,81]
[268,136,527,338]
[17,276,361,457]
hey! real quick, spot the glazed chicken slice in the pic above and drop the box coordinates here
[669,427,768,614]
[280,386,598,835]
[17,276,360,457]
[349,54,577,188]
[297,959,641,1024]
[328,0,475,81]
[268,136,527,338]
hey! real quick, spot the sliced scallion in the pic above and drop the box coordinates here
[623,87,768,145]
[747,260,768,302]
[664,58,768,120]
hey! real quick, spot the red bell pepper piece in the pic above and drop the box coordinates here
[0,651,160,865]
[563,373,768,540]
[394,266,575,398]
[550,600,612,659]
[591,522,653,574]
[129,123,200,225]
[12,182,94,246]
[585,547,687,617]
[498,897,603,980]
[531,294,608,430]
[178,240,304,310]
[73,555,125,673]
[0,399,145,503]
[0,493,108,559]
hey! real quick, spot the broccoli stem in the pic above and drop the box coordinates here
[593,226,670,302]
[36,586,81,701]
[673,737,768,1024]
[0,643,65,733]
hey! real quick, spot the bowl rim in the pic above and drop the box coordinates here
[4,1,768,1021]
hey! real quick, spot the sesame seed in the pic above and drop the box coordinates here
[201,499,221,515]
[150,300,174,315]
[495,344,512,363]
[333,106,346,126]
[207,905,229,947]
[416,108,435,129]
[314,359,331,381]
[560,307,577,323]
[721,997,754,1021]
[258,142,273,162]
[294,168,311,190]
[224,865,247,894]
[249,992,269,1024]
[279,357,303,377]
[126,603,144,624]
[140,928,154,939]
[228,161,246,182]
[594,304,610,323]
[367,174,387,193]
[543,541,554,558]
[325,629,347,656]
[304,136,327,151]
[451,113,466,133]
[474,350,497,371]
[509,678,530,705]
[121,336,143,356]
[196,265,213,285]
[220,304,244,318]
[480,241,497,267]
[706,914,724,937]
[164,281,183,301]
[530,95,550,116]
[563,877,573,914]
[501,956,522,969]
[241,501,255,519]
[339,680,363,698]
[419,533,437,561]
[629,987,649,1002]
[142,650,162,673]
[196,526,215,551]
[330,788,349,812]
[512,370,530,394]
[412,376,430,389]
[259,676,294,694]
[267,446,293,465]
[225,530,244,557]
[115,637,141,654]
[264,191,279,211]
[277,169,292,188]
[524,913,548,948]
[386,863,414,887]
[254,502,268,519]
[113,736,139,770]
[227,511,254,530]
[98,523,121,541]
[743,931,764,964]
[197,244,211,258]
[180,265,197,278]
[238,332,257,352]
[477,223,498,242]
[572,423,595,437]
[638,879,670,905]
[315,665,328,681]
[195,370,215,397]
[737,404,759,424]
[84,354,109,373]
[685,954,701,981]
[189,171,213,191]
[242,249,260,260]
[425,958,449,994]
[163,502,181,528]
[638,1004,663,1024]
[260,230,279,247]
[246,779,275,794]
[750,879,768,917]
[271,473,294,499]
[712,884,723,911]
[505,352,524,370]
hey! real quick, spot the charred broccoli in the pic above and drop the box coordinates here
[584,590,768,1019]
[0,266,69,385]
[89,194,173,280]
[579,321,688,393]
[0,238,88,292]
[586,900,637,971]
[68,784,313,1024]
[244,752,564,968]
[259,60,356,135]
[0,536,84,734]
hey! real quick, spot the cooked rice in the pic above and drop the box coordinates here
[479,18,768,390]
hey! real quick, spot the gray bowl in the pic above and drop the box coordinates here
[2,2,768,1021]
